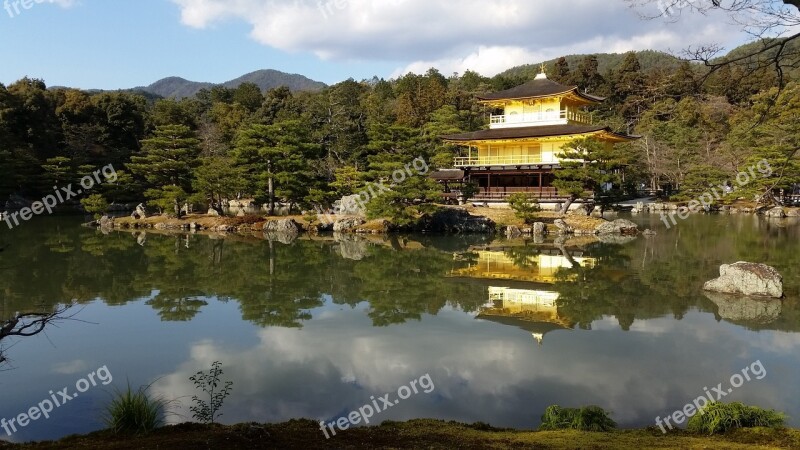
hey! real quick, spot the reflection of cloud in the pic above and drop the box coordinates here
[151,305,800,429]
[52,359,88,375]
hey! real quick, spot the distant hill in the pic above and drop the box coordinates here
[500,50,684,80]
[498,39,800,81]
[135,70,327,99]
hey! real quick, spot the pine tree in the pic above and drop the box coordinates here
[127,124,201,191]
[553,57,572,84]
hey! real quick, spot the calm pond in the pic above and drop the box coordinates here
[0,214,798,442]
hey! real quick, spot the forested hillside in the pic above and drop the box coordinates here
[1,39,798,221]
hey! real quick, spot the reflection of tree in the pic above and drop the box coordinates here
[5,216,795,333]
[553,243,684,331]
[343,247,485,326]
[1,306,74,367]
[146,294,208,321]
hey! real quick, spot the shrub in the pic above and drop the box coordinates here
[104,383,166,435]
[687,402,786,435]
[508,193,541,225]
[190,361,233,424]
[539,405,616,432]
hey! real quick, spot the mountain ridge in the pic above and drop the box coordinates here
[133,69,327,99]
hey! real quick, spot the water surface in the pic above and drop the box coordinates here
[0,214,798,442]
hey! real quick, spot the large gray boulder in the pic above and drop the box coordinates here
[415,208,495,233]
[335,195,367,217]
[553,219,573,234]
[765,207,786,218]
[595,219,639,235]
[264,219,301,234]
[567,204,591,216]
[506,225,522,238]
[703,262,783,298]
[333,217,366,233]
[98,215,114,230]
[533,222,547,235]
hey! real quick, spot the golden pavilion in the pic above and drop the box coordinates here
[441,69,637,201]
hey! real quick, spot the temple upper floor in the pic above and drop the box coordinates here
[478,73,602,129]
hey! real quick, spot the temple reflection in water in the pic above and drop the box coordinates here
[451,249,595,344]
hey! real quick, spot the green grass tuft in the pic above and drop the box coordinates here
[539,405,617,432]
[687,402,786,435]
[104,383,167,435]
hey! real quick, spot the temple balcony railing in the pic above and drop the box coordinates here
[489,109,593,128]
[453,155,560,167]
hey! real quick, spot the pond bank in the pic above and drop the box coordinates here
[4,419,798,449]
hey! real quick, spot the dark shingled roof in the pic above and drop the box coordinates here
[477,78,604,103]
[441,124,638,142]
[430,169,466,181]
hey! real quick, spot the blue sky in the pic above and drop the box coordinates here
[0,0,754,90]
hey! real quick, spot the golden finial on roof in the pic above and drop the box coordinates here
[535,63,548,80]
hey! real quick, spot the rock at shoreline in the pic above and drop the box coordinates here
[506,225,522,238]
[415,208,495,233]
[765,207,786,218]
[595,219,638,235]
[207,208,221,217]
[567,204,591,216]
[333,217,367,233]
[703,262,783,298]
[553,219,573,234]
[264,219,301,234]
[533,222,547,235]
[98,215,114,229]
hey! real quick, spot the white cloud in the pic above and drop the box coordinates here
[52,359,88,375]
[149,307,800,429]
[171,0,750,79]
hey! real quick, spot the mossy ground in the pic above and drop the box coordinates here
[5,419,799,449]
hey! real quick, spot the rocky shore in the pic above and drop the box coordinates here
[630,201,800,218]
[86,205,650,243]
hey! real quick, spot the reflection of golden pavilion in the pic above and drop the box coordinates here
[452,250,596,284]
[478,287,574,345]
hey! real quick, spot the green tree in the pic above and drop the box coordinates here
[234,120,321,214]
[553,137,629,214]
[128,125,201,191]
[192,157,246,211]
[553,57,572,84]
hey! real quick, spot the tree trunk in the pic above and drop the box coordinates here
[268,159,275,216]
[559,195,576,215]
